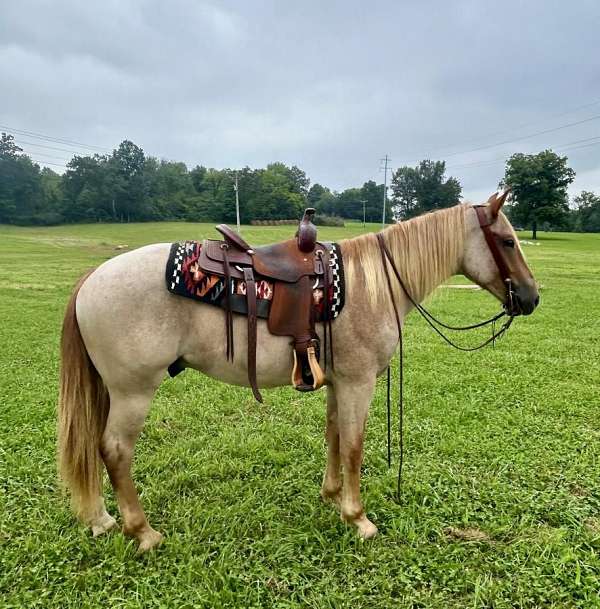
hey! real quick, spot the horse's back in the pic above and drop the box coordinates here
[74,242,296,390]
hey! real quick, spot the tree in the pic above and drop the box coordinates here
[390,160,461,220]
[189,165,208,194]
[502,150,575,239]
[337,187,363,219]
[62,155,110,221]
[361,180,391,223]
[0,133,23,157]
[307,183,327,206]
[314,189,338,216]
[0,141,46,224]
[572,191,600,233]
[109,140,147,221]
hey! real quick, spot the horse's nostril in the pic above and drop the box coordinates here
[534,295,540,307]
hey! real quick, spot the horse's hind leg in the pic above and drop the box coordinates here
[321,386,342,505]
[89,496,118,537]
[100,388,163,552]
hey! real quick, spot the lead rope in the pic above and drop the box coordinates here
[376,233,514,500]
[376,235,404,498]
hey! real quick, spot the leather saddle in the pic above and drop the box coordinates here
[198,208,333,402]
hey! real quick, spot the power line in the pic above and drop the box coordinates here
[439,113,600,160]
[21,149,72,162]
[446,135,600,171]
[14,137,103,156]
[400,97,600,162]
[0,124,112,153]
[29,158,68,169]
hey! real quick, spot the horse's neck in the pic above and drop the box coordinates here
[386,218,464,306]
[340,207,466,321]
[377,210,467,319]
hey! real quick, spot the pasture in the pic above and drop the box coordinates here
[0,220,599,608]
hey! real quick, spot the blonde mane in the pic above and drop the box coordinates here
[340,204,468,307]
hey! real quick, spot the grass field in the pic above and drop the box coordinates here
[1,220,599,608]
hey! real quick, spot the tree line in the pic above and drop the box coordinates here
[0,133,391,226]
[1,132,599,234]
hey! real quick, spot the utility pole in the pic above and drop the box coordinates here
[233,171,241,233]
[380,154,391,229]
[361,199,367,227]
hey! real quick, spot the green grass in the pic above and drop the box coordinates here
[0,221,599,608]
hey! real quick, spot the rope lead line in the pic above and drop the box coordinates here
[376,232,515,500]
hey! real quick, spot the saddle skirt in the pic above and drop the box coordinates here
[165,240,345,322]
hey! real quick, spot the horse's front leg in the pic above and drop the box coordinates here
[335,376,378,539]
[320,386,341,505]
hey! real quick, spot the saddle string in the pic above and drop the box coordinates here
[221,243,234,361]
[375,232,514,500]
[318,250,329,371]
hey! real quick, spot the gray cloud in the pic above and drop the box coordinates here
[2,0,600,200]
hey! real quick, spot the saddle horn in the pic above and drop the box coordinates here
[296,208,317,253]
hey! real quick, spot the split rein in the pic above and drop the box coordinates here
[375,224,516,500]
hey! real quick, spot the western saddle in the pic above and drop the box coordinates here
[198,208,333,402]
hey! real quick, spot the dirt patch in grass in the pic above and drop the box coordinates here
[444,526,491,542]
[584,518,600,535]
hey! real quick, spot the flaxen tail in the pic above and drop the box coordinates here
[57,270,109,522]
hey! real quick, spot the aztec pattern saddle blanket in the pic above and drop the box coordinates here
[165,240,345,322]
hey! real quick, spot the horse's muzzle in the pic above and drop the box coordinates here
[506,283,539,316]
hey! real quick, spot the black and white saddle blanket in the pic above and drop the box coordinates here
[165,240,345,321]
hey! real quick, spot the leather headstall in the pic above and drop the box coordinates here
[473,205,514,312]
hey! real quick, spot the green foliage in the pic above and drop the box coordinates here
[313,214,345,226]
[0,134,318,226]
[0,133,54,225]
[571,191,600,233]
[502,150,575,239]
[0,132,23,157]
[312,180,392,223]
[1,222,599,607]
[391,160,462,220]
[2,133,598,234]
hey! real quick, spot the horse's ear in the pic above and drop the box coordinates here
[489,189,510,218]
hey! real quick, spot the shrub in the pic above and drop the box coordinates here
[313,214,345,227]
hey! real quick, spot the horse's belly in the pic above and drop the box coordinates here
[181,307,296,389]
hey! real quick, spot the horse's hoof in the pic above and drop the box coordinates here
[91,514,117,538]
[355,516,378,540]
[136,528,164,553]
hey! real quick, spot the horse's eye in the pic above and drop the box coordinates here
[503,238,515,248]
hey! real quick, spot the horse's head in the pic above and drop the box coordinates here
[462,191,539,316]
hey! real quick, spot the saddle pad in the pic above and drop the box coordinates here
[165,240,345,322]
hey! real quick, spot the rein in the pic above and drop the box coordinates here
[376,207,516,500]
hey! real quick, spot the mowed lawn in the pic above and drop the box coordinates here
[0,220,599,609]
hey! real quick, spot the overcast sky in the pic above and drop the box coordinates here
[2,0,600,202]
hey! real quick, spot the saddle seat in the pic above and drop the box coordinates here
[197,208,332,402]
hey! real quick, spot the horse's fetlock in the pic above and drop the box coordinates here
[341,504,364,523]
[321,483,342,503]
[123,515,148,537]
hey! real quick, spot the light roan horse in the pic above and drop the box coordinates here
[58,192,539,552]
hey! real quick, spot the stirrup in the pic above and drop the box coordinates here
[291,345,325,392]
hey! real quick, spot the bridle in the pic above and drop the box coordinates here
[473,205,516,315]
[376,205,517,498]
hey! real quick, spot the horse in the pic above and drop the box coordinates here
[58,191,539,552]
